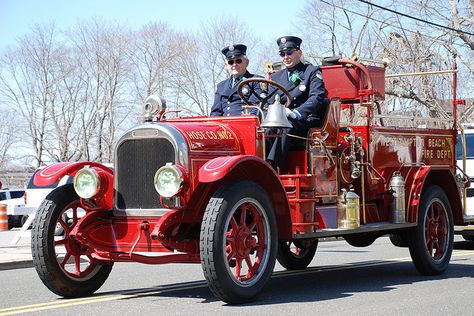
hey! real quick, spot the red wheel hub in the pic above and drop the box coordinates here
[424,201,448,260]
[225,202,267,283]
[54,202,98,279]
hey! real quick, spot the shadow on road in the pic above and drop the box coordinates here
[85,245,474,306]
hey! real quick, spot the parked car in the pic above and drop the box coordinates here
[456,126,474,241]
[0,188,26,228]
[25,168,73,210]
[23,168,74,233]
[457,127,474,216]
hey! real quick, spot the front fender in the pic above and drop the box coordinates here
[199,155,266,183]
[35,162,114,209]
[34,162,113,186]
[198,155,292,239]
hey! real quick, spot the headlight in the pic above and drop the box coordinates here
[154,163,184,198]
[74,167,100,199]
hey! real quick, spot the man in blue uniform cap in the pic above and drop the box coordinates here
[210,44,264,116]
[266,36,326,169]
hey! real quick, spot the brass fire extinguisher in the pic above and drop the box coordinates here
[337,188,360,229]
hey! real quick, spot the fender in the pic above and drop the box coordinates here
[406,165,431,222]
[199,155,292,239]
[35,162,114,209]
[34,161,113,186]
[406,166,462,224]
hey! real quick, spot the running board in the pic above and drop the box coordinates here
[293,222,417,239]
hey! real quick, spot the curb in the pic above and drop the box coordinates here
[0,260,34,271]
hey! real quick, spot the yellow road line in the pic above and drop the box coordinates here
[2,249,474,315]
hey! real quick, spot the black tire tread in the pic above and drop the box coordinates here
[31,185,112,297]
[200,181,277,304]
[277,239,318,270]
[408,185,454,276]
[200,197,228,301]
[462,234,474,241]
[389,233,409,248]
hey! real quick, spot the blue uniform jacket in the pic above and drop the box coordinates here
[270,62,326,122]
[210,71,263,116]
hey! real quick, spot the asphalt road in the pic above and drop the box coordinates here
[1,236,474,315]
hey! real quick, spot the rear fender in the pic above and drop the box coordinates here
[424,168,462,224]
[406,166,431,222]
[35,162,114,209]
[197,155,292,239]
[407,166,462,224]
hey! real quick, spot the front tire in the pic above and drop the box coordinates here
[277,239,318,270]
[200,181,278,303]
[408,185,454,275]
[31,185,113,297]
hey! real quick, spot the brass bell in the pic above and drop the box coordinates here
[261,95,293,129]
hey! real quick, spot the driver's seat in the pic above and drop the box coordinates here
[308,98,341,150]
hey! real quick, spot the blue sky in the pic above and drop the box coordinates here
[0,0,303,51]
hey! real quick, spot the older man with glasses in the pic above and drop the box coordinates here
[210,44,264,116]
[266,36,326,169]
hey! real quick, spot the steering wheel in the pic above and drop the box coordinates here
[237,78,291,108]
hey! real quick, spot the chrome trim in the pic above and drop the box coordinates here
[113,122,188,216]
[373,114,453,123]
[115,122,189,168]
[117,209,170,217]
[74,167,101,199]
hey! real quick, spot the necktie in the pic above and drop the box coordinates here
[232,77,239,88]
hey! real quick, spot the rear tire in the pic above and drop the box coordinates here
[462,234,474,241]
[389,233,409,248]
[277,239,318,270]
[408,185,453,275]
[31,185,113,297]
[200,181,277,303]
[344,233,377,247]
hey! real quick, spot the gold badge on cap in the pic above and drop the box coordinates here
[229,45,234,51]
[281,37,287,44]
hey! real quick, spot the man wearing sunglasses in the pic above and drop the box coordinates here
[210,44,263,116]
[266,36,326,169]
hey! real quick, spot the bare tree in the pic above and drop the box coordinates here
[299,0,473,123]
[68,19,132,162]
[0,23,60,167]
[300,0,384,61]
[0,109,20,169]
[170,17,256,115]
[128,22,182,111]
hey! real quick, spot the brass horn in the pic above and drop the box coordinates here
[261,94,293,129]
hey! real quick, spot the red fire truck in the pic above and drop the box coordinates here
[31,56,471,303]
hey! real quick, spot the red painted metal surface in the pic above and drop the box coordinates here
[47,58,463,266]
[34,161,113,186]
[224,199,269,283]
[321,64,385,101]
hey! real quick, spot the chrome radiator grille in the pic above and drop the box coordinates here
[115,138,175,210]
